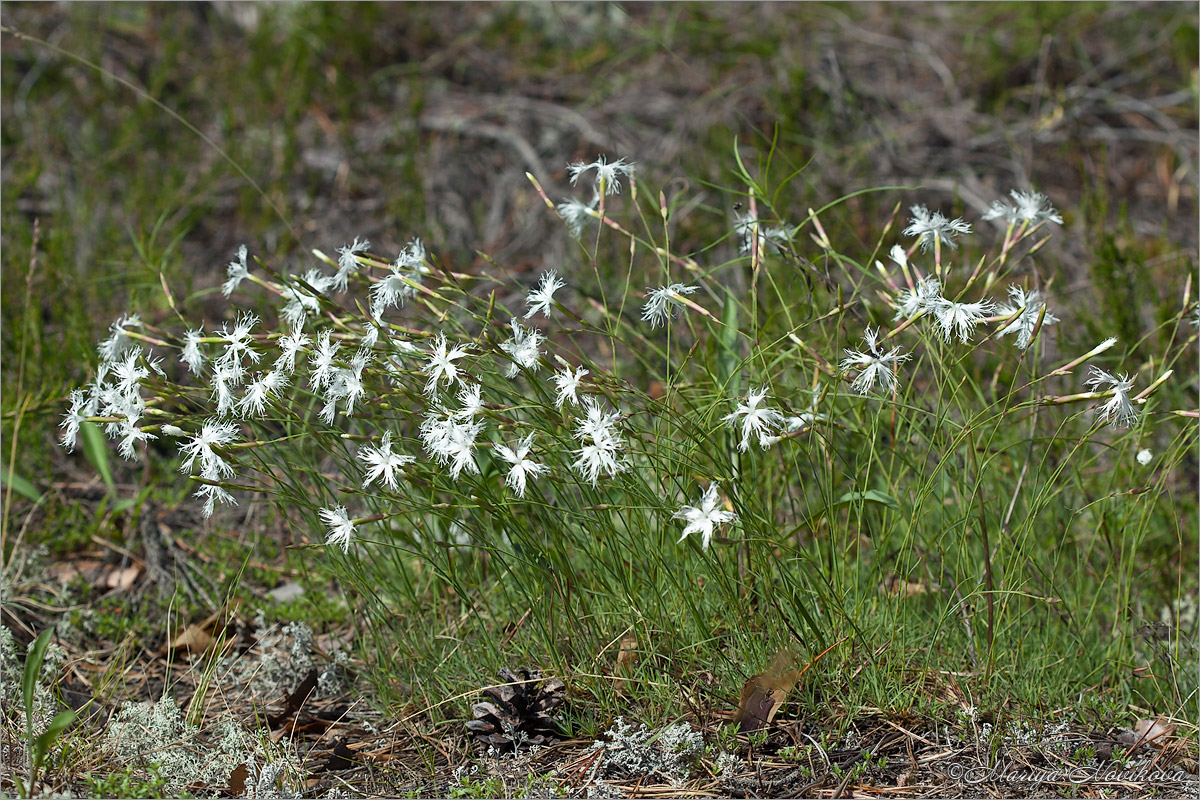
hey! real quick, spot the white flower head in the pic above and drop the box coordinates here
[572,441,625,486]
[641,283,699,328]
[571,397,626,485]
[1085,366,1139,428]
[334,236,370,293]
[181,328,208,375]
[423,333,470,396]
[984,189,1063,226]
[567,154,635,197]
[552,364,588,408]
[97,314,142,362]
[179,419,239,480]
[194,482,236,519]
[112,347,149,398]
[995,285,1059,349]
[932,297,995,344]
[371,239,428,318]
[215,312,262,369]
[1136,448,1153,466]
[210,362,244,417]
[319,348,371,423]
[282,269,335,329]
[903,205,972,252]
[525,270,567,319]
[734,213,796,255]
[274,331,311,373]
[722,387,784,452]
[358,431,415,491]
[60,389,91,451]
[320,505,356,553]
[117,414,157,460]
[500,318,545,378]
[894,277,944,320]
[420,409,483,480]
[238,370,289,418]
[840,328,911,396]
[456,382,484,419]
[557,198,597,237]
[222,244,250,297]
[309,330,340,390]
[492,434,549,498]
[673,483,737,551]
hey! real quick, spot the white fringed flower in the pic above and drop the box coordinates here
[492,434,549,498]
[500,318,545,378]
[903,205,972,252]
[567,155,635,197]
[552,364,588,408]
[983,190,1062,226]
[358,431,415,491]
[932,298,995,344]
[181,329,207,375]
[722,387,784,452]
[556,198,596,237]
[994,286,1058,349]
[423,333,470,396]
[641,283,699,328]
[334,236,369,293]
[525,270,566,319]
[673,484,736,551]
[840,328,911,395]
[320,505,356,553]
[894,277,943,320]
[1085,366,1139,428]
[221,245,250,297]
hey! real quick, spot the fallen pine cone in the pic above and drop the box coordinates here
[465,667,566,750]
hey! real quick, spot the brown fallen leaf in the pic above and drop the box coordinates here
[613,634,638,695]
[160,601,246,658]
[733,649,799,733]
[47,559,142,593]
[880,573,940,596]
[167,624,213,656]
[228,763,249,797]
[269,669,319,730]
[1133,716,1175,749]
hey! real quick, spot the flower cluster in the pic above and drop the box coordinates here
[58,167,1161,566]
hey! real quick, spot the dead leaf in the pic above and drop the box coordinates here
[105,565,141,591]
[613,634,637,695]
[47,559,142,593]
[733,649,799,733]
[880,574,939,596]
[167,624,213,656]
[320,741,356,772]
[1133,716,1174,748]
[269,669,319,729]
[159,601,246,659]
[228,763,249,797]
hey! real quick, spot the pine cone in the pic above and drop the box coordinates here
[465,667,566,750]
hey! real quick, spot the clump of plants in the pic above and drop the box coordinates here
[56,150,1196,727]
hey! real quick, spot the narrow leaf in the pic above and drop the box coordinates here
[717,288,741,397]
[23,630,53,733]
[834,489,900,512]
[1,469,40,502]
[32,710,75,769]
[80,422,115,493]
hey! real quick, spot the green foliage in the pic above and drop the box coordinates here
[17,629,77,800]
[86,764,172,800]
